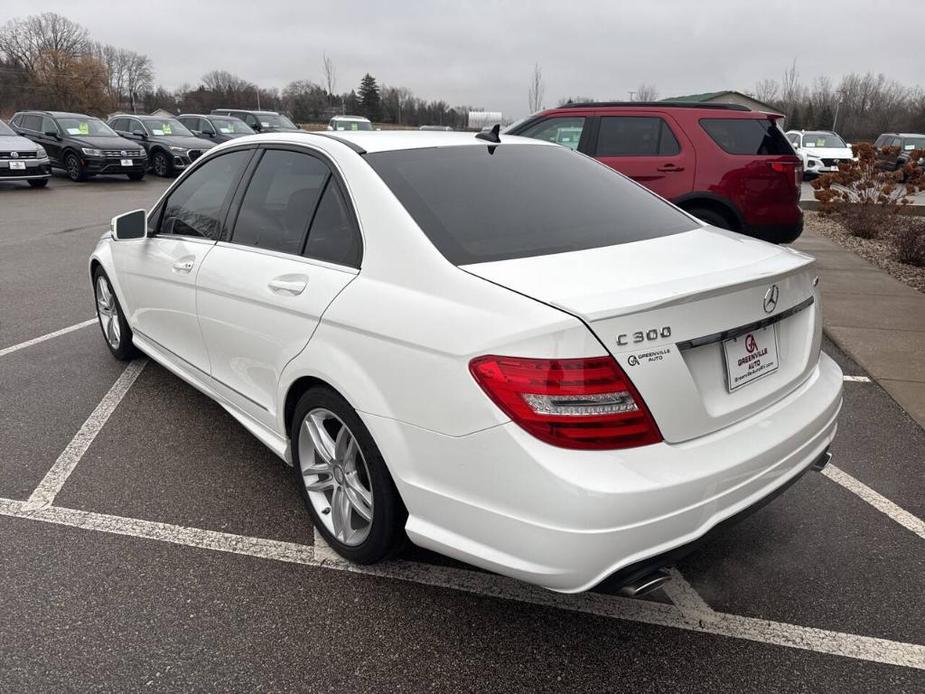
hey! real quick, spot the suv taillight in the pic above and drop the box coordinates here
[769,161,802,187]
[469,355,662,450]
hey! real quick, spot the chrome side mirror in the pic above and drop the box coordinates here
[111,209,147,240]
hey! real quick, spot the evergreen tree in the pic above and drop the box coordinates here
[357,73,381,122]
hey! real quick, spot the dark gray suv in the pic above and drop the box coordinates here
[108,114,216,177]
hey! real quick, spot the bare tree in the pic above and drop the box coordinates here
[635,83,659,101]
[124,51,153,112]
[527,63,545,113]
[754,78,779,104]
[322,51,337,102]
[0,12,89,73]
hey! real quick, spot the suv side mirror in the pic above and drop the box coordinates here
[111,209,147,240]
[44,130,59,139]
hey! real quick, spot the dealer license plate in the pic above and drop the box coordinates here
[121,159,133,167]
[9,161,26,170]
[722,324,780,392]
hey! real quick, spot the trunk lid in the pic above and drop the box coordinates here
[463,228,822,442]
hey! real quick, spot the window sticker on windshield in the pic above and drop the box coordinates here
[162,123,172,135]
[261,121,271,127]
[152,129,164,136]
[904,144,917,150]
[351,123,359,130]
[66,128,82,135]
[219,127,232,134]
[78,122,89,135]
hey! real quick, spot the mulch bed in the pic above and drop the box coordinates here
[804,212,924,293]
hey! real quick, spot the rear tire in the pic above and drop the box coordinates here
[64,152,88,182]
[27,178,49,188]
[291,386,405,564]
[92,267,137,361]
[687,206,735,231]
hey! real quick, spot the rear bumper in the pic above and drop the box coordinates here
[365,352,842,592]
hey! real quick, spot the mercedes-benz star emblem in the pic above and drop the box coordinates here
[763,285,779,314]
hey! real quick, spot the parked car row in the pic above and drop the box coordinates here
[1,108,298,186]
[785,129,855,178]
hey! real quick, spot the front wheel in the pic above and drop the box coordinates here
[291,387,405,564]
[93,268,137,361]
[64,152,88,182]
[151,150,172,177]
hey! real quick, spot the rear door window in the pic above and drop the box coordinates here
[21,114,42,132]
[595,116,680,156]
[700,118,793,155]
[517,117,587,151]
[367,144,696,265]
[230,149,330,255]
[303,180,362,268]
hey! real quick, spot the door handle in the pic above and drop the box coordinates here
[172,259,195,273]
[656,164,685,172]
[268,277,308,296]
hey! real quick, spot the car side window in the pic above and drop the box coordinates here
[231,149,330,255]
[199,118,215,135]
[243,113,259,128]
[159,150,252,240]
[130,119,146,136]
[111,118,125,131]
[595,116,680,156]
[41,117,58,135]
[304,180,362,268]
[518,117,586,151]
[21,114,41,132]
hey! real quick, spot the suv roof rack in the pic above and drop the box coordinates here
[558,101,751,112]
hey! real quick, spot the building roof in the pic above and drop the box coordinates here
[660,90,780,113]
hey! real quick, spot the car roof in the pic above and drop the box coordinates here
[22,111,93,118]
[555,101,751,112]
[331,115,371,121]
[222,130,554,154]
[178,113,239,119]
[214,109,278,115]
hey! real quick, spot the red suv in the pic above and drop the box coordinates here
[507,102,803,243]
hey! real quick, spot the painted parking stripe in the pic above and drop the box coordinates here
[0,497,922,670]
[823,465,925,540]
[843,375,872,383]
[0,319,97,359]
[25,359,147,509]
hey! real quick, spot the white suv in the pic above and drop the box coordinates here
[786,130,855,178]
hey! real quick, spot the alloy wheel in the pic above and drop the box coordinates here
[95,276,121,349]
[299,408,374,546]
[66,155,81,181]
[153,152,169,177]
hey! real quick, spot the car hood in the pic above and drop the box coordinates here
[801,147,854,159]
[152,136,216,149]
[70,135,141,150]
[0,134,40,152]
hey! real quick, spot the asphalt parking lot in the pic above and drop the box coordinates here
[1,173,924,692]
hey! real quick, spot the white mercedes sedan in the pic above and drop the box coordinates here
[90,130,843,594]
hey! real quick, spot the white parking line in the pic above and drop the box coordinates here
[843,375,872,383]
[662,568,716,623]
[0,319,97,359]
[0,497,922,670]
[25,359,147,509]
[823,465,925,540]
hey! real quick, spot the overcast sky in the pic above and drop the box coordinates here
[2,1,921,118]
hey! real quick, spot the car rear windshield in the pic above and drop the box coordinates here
[366,144,697,265]
[700,118,793,155]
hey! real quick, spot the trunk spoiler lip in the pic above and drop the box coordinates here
[564,254,817,323]
[675,295,815,351]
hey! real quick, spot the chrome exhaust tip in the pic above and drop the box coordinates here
[617,568,672,598]
[812,449,832,472]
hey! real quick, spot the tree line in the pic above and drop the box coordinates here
[752,60,925,141]
[0,11,475,128]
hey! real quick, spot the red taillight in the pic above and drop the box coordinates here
[469,355,662,450]
[768,161,802,186]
